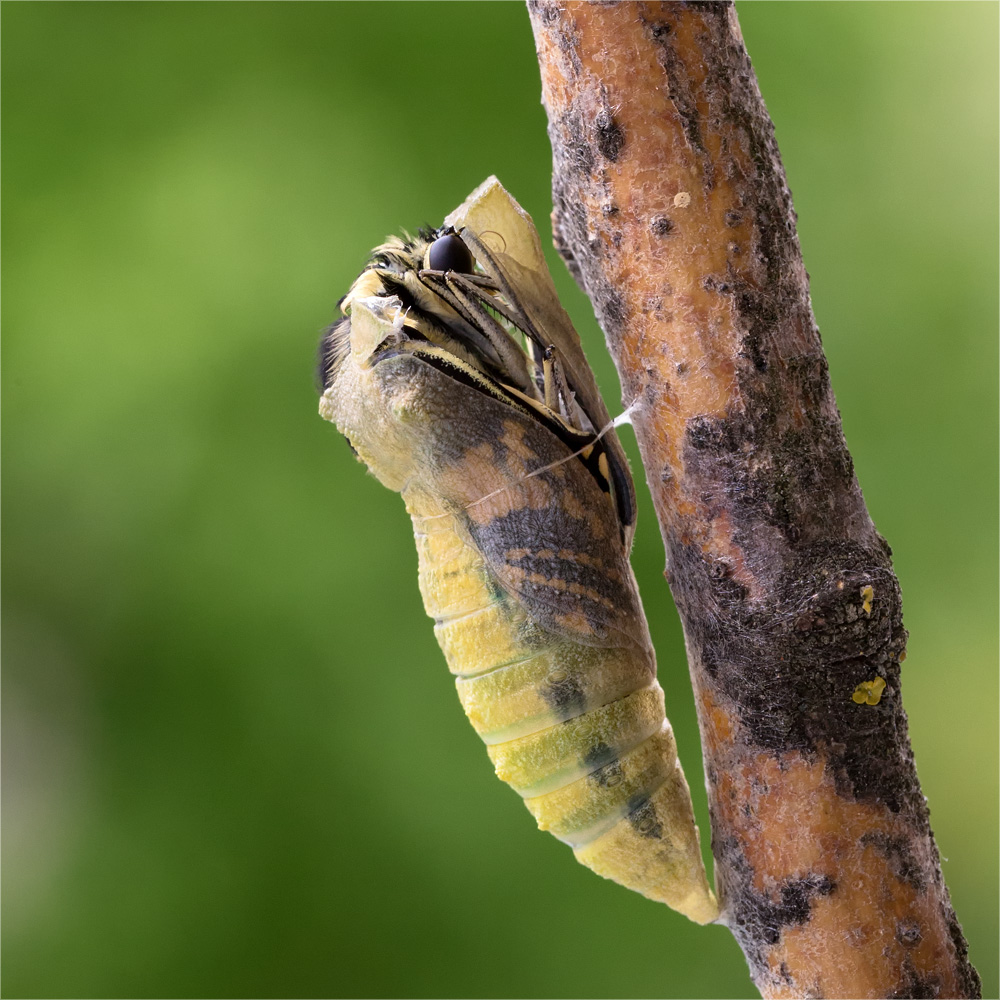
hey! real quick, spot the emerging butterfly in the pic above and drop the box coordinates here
[318,177,718,924]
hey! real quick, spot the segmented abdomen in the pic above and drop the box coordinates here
[410,508,716,923]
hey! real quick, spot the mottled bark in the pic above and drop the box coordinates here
[527,2,980,998]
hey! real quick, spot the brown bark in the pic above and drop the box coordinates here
[526,2,980,998]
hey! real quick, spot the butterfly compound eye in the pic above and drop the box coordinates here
[427,232,475,274]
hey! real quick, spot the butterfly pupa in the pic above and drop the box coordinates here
[318,177,718,924]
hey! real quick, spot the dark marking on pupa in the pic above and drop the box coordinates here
[627,795,663,839]
[542,672,587,718]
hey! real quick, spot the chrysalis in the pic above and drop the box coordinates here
[318,177,718,924]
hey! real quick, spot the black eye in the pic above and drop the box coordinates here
[427,232,474,274]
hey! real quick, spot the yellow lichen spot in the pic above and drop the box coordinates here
[860,584,874,616]
[852,677,887,706]
[673,191,691,208]
[899,650,907,662]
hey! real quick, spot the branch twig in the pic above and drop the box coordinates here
[527,3,980,996]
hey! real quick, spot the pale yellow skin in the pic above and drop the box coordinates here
[320,179,718,924]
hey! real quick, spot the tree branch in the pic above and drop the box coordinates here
[527,2,980,997]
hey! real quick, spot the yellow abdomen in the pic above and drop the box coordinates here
[410,507,718,925]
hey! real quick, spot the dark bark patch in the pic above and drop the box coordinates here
[669,528,913,814]
[594,108,625,162]
[527,0,560,25]
[669,385,915,811]
[601,289,627,340]
[571,135,596,177]
[550,187,588,286]
[555,106,596,177]
[641,8,710,176]
[886,964,942,1000]
[702,274,733,294]
[723,858,836,978]
[651,216,675,236]
[686,413,735,452]
[685,0,732,12]
[945,914,982,997]
[732,287,773,371]
[861,832,926,891]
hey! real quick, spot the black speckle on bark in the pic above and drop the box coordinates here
[550,186,587,286]
[595,108,625,161]
[862,832,926,891]
[641,7,712,182]
[944,905,982,999]
[886,965,943,1000]
[527,0,560,24]
[684,0,731,11]
[601,289,627,339]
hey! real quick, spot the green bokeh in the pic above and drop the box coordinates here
[3,3,996,998]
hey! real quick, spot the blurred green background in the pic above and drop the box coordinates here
[3,3,996,998]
